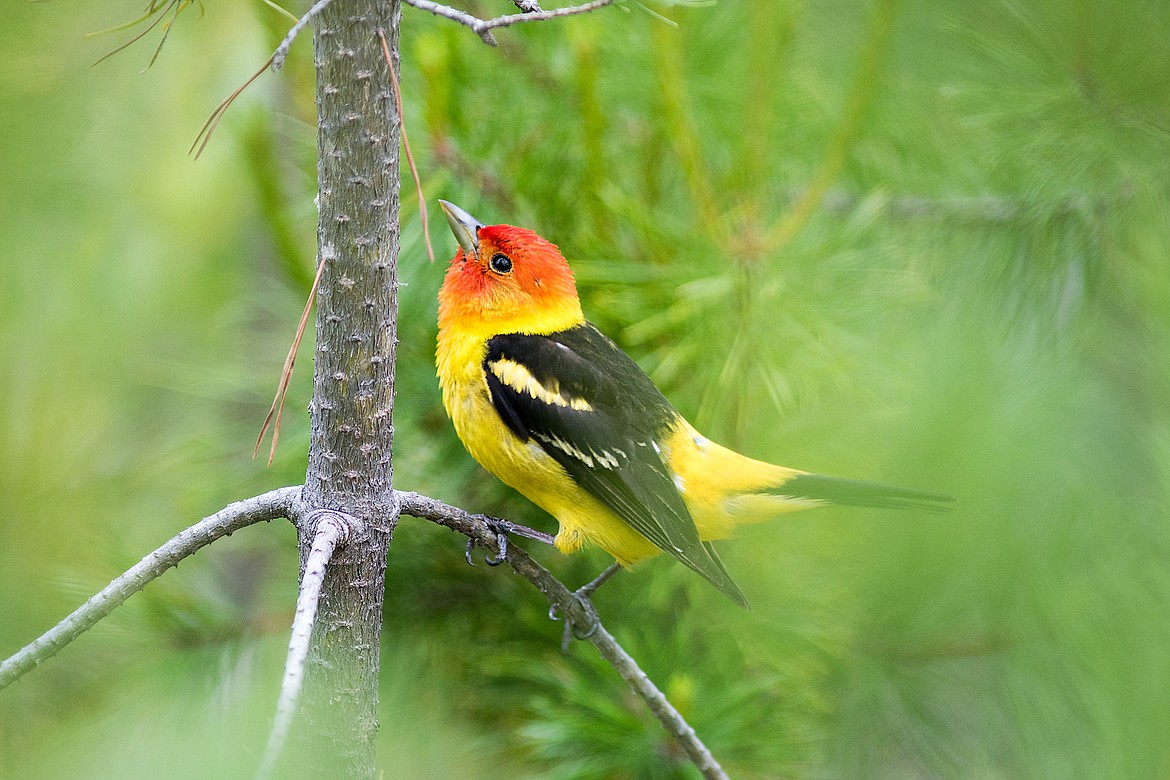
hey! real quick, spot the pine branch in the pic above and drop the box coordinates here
[401,0,613,46]
[0,486,303,690]
[403,0,498,44]
[272,0,335,70]
[396,490,730,780]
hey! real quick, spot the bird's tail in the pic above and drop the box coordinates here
[763,473,955,513]
[688,474,951,609]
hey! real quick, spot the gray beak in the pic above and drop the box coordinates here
[438,199,484,258]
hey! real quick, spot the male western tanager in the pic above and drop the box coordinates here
[436,200,951,607]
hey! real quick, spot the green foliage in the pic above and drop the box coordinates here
[3,0,1170,777]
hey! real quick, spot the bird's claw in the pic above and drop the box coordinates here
[550,589,601,653]
[485,530,507,566]
[464,517,509,566]
[482,516,557,546]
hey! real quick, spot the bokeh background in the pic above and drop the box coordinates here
[3,0,1170,777]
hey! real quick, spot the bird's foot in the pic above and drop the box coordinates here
[549,563,622,652]
[576,561,622,600]
[550,590,600,653]
[464,515,555,567]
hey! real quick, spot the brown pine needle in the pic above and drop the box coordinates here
[378,27,435,263]
[190,54,275,159]
[91,0,178,67]
[254,257,326,466]
[253,20,429,467]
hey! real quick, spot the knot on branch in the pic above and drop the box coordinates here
[303,508,365,546]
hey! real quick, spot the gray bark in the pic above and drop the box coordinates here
[293,0,402,776]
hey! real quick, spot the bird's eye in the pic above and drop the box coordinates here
[489,253,513,274]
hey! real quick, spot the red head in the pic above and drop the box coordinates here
[437,201,583,336]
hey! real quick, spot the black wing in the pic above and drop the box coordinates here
[484,323,747,607]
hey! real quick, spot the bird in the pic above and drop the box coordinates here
[435,199,952,607]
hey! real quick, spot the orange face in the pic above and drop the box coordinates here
[438,224,582,332]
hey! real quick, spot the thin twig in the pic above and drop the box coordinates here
[401,0,613,46]
[378,28,435,263]
[254,257,327,466]
[590,623,727,779]
[396,491,729,780]
[478,0,613,33]
[0,487,303,690]
[403,0,497,44]
[272,0,336,70]
[256,510,363,780]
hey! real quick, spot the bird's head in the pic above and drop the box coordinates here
[437,200,583,336]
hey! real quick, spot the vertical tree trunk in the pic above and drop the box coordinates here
[296,0,401,776]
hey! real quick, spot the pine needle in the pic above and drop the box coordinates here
[254,258,326,467]
[90,0,200,70]
[190,55,275,159]
[85,6,168,38]
[259,0,300,23]
[144,0,190,71]
[91,0,178,67]
[379,27,435,263]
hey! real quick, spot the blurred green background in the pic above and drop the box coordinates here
[3,0,1170,777]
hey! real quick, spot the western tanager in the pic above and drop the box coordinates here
[436,200,951,607]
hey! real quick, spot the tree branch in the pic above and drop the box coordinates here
[395,490,729,780]
[480,0,613,30]
[271,0,336,70]
[257,509,364,780]
[0,486,304,691]
[401,0,613,46]
[403,0,497,44]
[589,623,728,779]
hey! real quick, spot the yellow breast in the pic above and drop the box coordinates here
[436,329,573,509]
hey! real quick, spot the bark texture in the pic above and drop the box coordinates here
[296,0,402,776]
